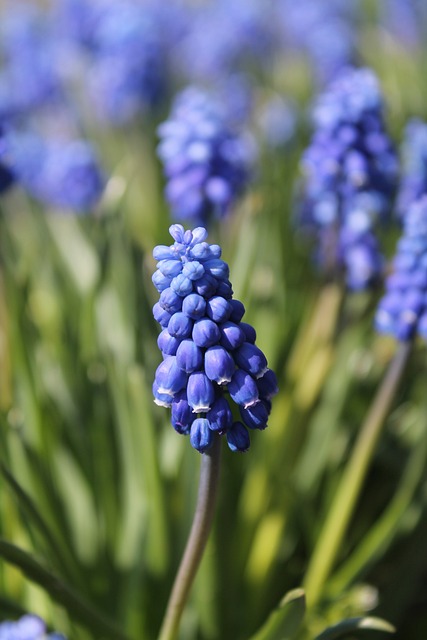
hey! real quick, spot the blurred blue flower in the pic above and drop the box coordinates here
[157,87,256,224]
[396,119,427,219]
[152,224,278,453]
[0,3,64,118]
[375,195,427,341]
[0,614,66,639]
[276,0,357,83]
[6,130,105,212]
[298,67,398,289]
[175,0,274,83]
[377,0,427,50]
[55,0,166,125]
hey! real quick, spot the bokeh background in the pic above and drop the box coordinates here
[0,1,427,638]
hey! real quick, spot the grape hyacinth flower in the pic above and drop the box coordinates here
[85,2,166,125]
[375,195,427,342]
[0,3,63,118]
[157,87,255,224]
[0,614,66,639]
[5,131,105,212]
[173,0,274,86]
[55,0,167,125]
[298,67,398,290]
[396,119,427,219]
[152,224,278,453]
[276,0,357,84]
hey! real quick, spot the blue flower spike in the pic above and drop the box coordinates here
[152,225,278,453]
[298,67,398,290]
[157,88,255,225]
[375,195,427,342]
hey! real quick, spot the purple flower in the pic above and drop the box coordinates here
[5,131,105,212]
[298,67,398,290]
[0,3,64,118]
[0,614,66,639]
[157,87,255,225]
[396,119,427,219]
[375,195,427,342]
[55,0,167,125]
[173,0,274,84]
[276,0,357,83]
[152,224,278,452]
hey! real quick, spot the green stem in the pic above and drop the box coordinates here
[303,341,411,607]
[158,434,222,640]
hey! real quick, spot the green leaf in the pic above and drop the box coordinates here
[0,462,79,583]
[45,214,100,296]
[315,616,396,639]
[0,539,128,640]
[250,588,306,640]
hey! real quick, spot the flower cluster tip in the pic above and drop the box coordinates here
[152,225,278,453]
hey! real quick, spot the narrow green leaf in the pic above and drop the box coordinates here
[0,539,128,640]
[45,214,100,296]
[250,588,306,640]
[0,463,78,582]
[315,616,396,639]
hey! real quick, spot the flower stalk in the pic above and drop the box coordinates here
[303,340,412,606]
[158,433,222,640]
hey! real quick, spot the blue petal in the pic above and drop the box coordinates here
[152,270,172,293]
[176,339,203,373]
[153,245,175,260]
[157,258,183,277]
[194,274,218,297]
[171,390,193,434]
[157,329,181,356]
[171,273,194,296]
[228,370,259,408]
[192,318,221,348]
[159,287,183,313]
[168,312,193,338]
[187,372,215,412]
[229,299,245,323]
[169,224,185,242]
[226,422,250,452]
[219,321,245,350]
[155,356,188,396]
[240,322,256,344]
[182,293,207,319]
[206,396,233,432]
[257,369,279,399]
[190,418,213,453]
[204,345,235,384]
[153,302,172,327]
[206,296,232,322]
[234,342,268,379]
[240,401,269,430]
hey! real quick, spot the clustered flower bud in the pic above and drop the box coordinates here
[396,118,427,219]
[298,67,398,290]
[157,87,255,225]
[152,224,278,453]
[0,614,66,640]
[375,196,427,341]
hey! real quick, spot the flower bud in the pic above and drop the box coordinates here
[190,418,213,453]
